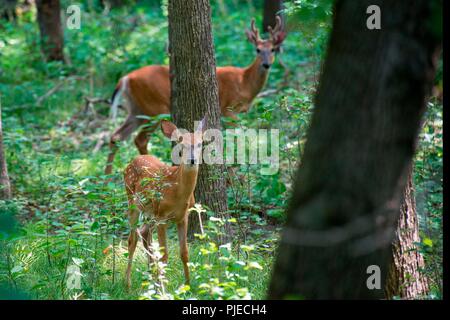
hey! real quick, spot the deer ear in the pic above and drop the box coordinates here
[161,120,178,140]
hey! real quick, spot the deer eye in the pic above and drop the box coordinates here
[256,48,261,53]
[271,48,275,52]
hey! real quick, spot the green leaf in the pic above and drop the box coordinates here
[423,238,433,247]
[266,208,285,219]
[246,261,263,270]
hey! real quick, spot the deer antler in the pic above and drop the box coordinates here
[246,18,261,44]
[251,19,260,40]
[268,16,286,46]
[268,16,282,40]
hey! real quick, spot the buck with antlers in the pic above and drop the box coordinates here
[105,17,286,174]
[124,117,206,288]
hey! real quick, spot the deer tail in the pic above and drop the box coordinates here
[110,76,128,120]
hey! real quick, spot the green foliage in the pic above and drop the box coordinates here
[414,99,443,298]
[283,0,333,57]
[284,0,333,25]
[0,0,442,300]
[137,215,273,300]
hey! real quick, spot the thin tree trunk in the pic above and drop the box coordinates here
[36,0,64,62]
[262,0,283,33]
[0,100,12,200]
[385,170,429,299]
[268,0,440,299]
[168,0,229,240]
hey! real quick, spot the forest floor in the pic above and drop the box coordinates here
[0,2,443,299]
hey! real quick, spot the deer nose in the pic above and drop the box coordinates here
[190,159,195,165]
[262,63,271,69]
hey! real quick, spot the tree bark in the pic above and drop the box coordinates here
[168,0,229,239]
[36,0,64,62]
[385,170,429,299]
[268,0,441,299]
[262,0,283,33]
[0,101,12,200]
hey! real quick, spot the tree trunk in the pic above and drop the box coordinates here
[268,0,441,299]
[385,170,429,299]
[168,0,229,240]
[36,0,64,62]
[0,101,12,200]
[262,0,283,33]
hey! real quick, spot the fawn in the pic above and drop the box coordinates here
[123,117,206,288]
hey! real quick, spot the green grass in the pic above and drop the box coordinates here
[5,220,273,300]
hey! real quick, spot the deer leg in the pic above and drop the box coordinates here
[177,217,190,284]
[105,115,141,174]
[134,121,159,155]
[141,223,155,266]
[157,223,168,264]
[125,208,139,289]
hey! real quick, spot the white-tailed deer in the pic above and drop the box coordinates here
[123,117,206,288]
[105,17,286,174]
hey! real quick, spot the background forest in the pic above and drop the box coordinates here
[0,0,443,300]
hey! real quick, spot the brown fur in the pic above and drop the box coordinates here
[123,56,270,119]
[123,120,203,288]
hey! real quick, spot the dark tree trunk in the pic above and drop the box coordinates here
[0,0,17,21]
[262,0,283,33]
[168,0,229,239]
[36,0,64,62]
[0,103,12,200]
[385,170,429,299]
[268,0,441,299]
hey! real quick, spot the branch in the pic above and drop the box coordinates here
[10,75,87,112]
